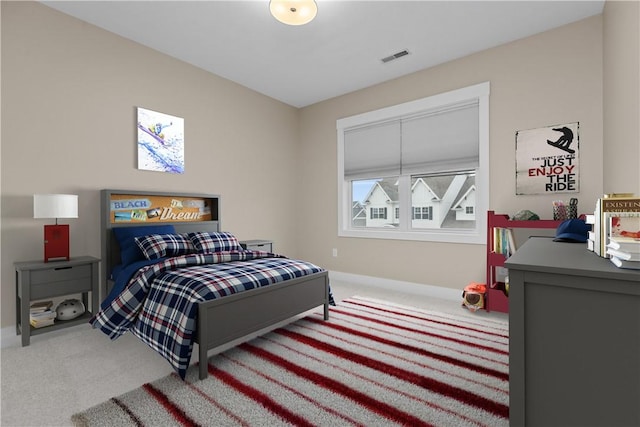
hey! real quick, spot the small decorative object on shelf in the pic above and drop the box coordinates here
[552,198,578,220]
[55,299,86,321]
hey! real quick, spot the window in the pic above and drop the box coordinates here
[413,206,433,220]
[337,82,489,244]
[370,207,387,219]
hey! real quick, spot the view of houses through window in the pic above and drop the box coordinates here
[351,171,476,230]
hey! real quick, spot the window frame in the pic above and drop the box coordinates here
[337,82,490,244]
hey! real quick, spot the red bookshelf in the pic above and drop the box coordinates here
[486,211,562,313]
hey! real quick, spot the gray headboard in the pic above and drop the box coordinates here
[100,189,220,300]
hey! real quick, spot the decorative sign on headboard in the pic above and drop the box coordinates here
[109,193,214,224]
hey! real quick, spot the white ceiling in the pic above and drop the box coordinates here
[41,1,605,108]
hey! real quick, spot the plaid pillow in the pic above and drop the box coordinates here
[113,225,175,266]
[134,233,195,260]
[187,231,242,254]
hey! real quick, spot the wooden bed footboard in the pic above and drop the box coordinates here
[196,270,330,380]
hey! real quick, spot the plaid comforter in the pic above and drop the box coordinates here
[91,251,324,378]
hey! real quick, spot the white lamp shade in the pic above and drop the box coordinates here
[33,194,78,219]
[270,0,317,26]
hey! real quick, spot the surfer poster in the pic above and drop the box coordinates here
[515,122,579,195]
[137,107,185,174]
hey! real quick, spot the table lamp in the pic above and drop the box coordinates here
[33,194,78,262]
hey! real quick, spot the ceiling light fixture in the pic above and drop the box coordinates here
[270,0,317,26]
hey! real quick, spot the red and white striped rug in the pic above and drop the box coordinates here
[72,296,509,426]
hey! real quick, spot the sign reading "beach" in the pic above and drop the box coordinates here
[109,194,213,223]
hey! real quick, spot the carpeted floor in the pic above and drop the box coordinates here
[72,296,509,426]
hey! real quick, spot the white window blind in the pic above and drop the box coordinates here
[401,101,479,174]
[344,100,479,178]
[344,120,401,179]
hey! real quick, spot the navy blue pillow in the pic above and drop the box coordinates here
[113,225,175,267]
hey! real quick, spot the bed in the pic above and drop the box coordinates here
[93,189,330,380]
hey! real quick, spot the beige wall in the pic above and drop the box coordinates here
[0,2,301,327]
[2,2,637,329]
[603,0,640,194]
[297,15,604,288]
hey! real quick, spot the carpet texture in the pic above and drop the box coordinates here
[72,296,509,426]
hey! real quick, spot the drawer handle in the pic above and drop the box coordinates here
[54,266,73,271]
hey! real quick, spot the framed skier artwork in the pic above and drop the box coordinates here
[515,122,579,195]
[137,107,185,174]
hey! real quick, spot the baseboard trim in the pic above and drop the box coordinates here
[1,326,21,349]
[329,271,461,302]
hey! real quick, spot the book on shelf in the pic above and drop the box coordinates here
[607,235,640,252]
[29,308,56,328]
[29,300,53,313]
[30,309,55,319]
[609,256,640,270]
[30,317,56,328]
[492,227,516,258]
[595,195,640,257]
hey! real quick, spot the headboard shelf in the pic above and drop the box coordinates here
[100,189,221,299]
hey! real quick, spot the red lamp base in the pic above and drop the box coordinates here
[43,224,70,262]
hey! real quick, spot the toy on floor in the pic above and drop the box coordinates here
[462,282,486,312]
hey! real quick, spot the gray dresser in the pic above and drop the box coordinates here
[505,237,640,427]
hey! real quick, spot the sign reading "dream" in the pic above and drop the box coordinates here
[109,194,213,223]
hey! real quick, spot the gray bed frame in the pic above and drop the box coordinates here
[101,189,329,380]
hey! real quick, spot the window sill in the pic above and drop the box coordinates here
[338,228,484,244]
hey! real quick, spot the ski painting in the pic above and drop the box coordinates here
[515,122,579,195]
[137,107,185,174]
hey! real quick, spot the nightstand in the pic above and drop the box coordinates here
[240,240,273,252]
[15,256,100,346]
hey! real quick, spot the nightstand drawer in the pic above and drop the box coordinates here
[241,240,273,252]
[31,278,92,300]
[30,264,91,285]
[246,242,272,252]
[30,265,93,299]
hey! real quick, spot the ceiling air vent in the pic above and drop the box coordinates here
[381,49,410,64]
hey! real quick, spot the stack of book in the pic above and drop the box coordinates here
[29,300,56,328]
[590,193,640,257]
[606,214,640,269]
